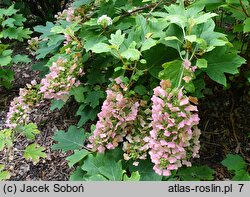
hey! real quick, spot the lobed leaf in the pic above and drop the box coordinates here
[12,54,31,64]
[177,165,215,181]
[0,164,11,181]
[50,99,66,111]
[129,159,163,181]
[158,60,183,88]
[205,47,246,86]
[52,126,85,151]
[24,143,46,164]
[21,123,40,140]
[221,154,250,181]
[66,149,90,168]
[81,153,124,181]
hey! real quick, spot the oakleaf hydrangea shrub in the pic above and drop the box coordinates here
[1,0,246,180]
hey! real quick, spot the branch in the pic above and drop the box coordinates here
[239,0,249,17]
[120,3,157,18]
[146,0,164,20]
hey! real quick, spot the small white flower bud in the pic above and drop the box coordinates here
[97,15,112,28]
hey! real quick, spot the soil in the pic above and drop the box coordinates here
[197,85,250,180]
[0,45,249,181]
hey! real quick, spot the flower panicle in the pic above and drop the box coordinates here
[39,55,84,101]
[149,80,201,176]
[5,80,40,129]
[87,78,140,153]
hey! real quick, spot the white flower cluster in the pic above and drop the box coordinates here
[97,15,112,28]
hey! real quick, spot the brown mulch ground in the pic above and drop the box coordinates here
[197,85,250,180]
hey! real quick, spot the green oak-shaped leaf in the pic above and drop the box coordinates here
[0,49,12,66]
[177,165,215,181]
[66,149,90,168]
[0,68,14,88]
[50,99,66,111]
[243,18,250,33]
[2,18,16,28]
[16,27,32,41]
[21,123,40,140]
[121,41,141,61]
[81,152,124,181]
[84,90,105,108]
[70,86,87,103]
[35,43,61,59]
[82,33,107,52]
[87,174,108,181]
[121,48,141,61]
[99,160,124,181]
[192,0,225,10]
[158,60,183,88]
[12,54,31,64]
[141,38,157,52]
[90,43,110,53]
[123,171,141,181]
[232,170,250,181]
[109,29,125,48]
[76,105,99,127]
[221,154,247,172]
[221,154,250,181]
[1,5,17,16]
[33,22,55,39]
[69,167,87,181]
[184,35,197,43]
[47,34,65,47]
[24,143,46,164]
[81,154,105,176]
[196,58,207,68]
[73,0,93,8]
[0,165,11,181]
[193,12,217,25]
[0,170,11,180]
[3,27,31,41]
[0,129,13,151]
[129,159,163,181]
[205,47,246,86]
[52,126,85,151]
[12,14,26,26]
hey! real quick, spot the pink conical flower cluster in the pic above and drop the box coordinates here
[88,77,201,174]
[40,54,84,101]
[5,53,84,129]
[122,101,151,166]
[149,80,201,176]
[87,78,140,153]
[6,80,40,129]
